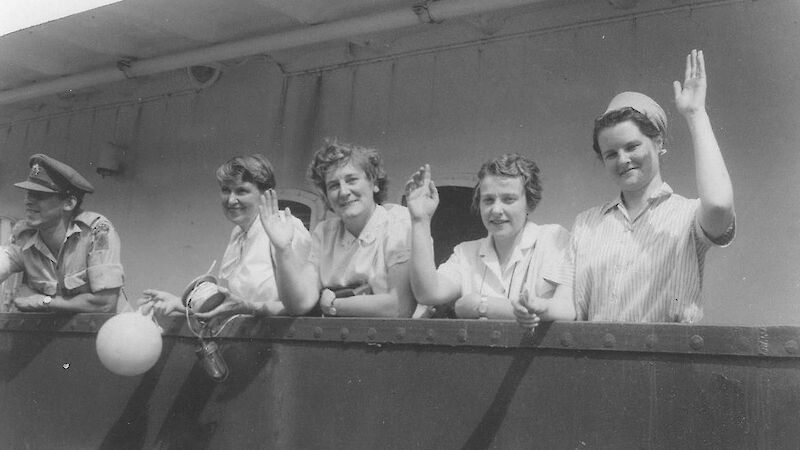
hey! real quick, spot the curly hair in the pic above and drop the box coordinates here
[307,139,388,207]
[215,154,276,191]
[592,107,664,157]
[471,153,542,214]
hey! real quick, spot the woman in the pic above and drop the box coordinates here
[260,140,416,317]
[567,50,735,322]
[141,154,311,319]
[405,154,574,326]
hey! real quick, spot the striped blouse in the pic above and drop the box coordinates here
[568,183,735,323]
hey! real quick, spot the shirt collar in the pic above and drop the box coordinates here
[21,213,87,252]
[340,204,387,246]
[241,217,259,239]
[601,182,674,215]
[65,220,83,239]
[478,222,539,263]
[20,232,38,251]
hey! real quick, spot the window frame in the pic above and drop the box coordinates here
[275,188,326,230]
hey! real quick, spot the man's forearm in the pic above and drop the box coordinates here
[50,289,120,313]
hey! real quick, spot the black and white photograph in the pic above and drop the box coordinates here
[0,0,798,448]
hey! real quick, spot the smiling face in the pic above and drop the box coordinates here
[597,120,663,195]
[24,190,71,229]
[220,175,262,229]
[324,161,377,227]
[478,175,530,243]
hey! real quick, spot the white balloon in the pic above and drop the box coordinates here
[96,311,163,376]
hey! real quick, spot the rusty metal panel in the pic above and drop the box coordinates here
[1,314,800,449]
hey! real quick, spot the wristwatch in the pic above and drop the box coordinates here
[477,297,489,320]
[41,295,52,311]
[327,298,338,317]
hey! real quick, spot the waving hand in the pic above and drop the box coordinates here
[674,49,707,117]
[405,164,439,222]
[258,189,295,250]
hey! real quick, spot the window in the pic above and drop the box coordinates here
[275,188,324,231]
[399,176,484,266]
[429,186,484,265]
[277,200,312,230]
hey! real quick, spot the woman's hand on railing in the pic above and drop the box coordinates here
[512,291,543,330]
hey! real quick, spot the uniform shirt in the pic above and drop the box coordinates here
[0,211,124,296]
[569,183,735,323]
[437,222,572,302]
[218,216,311,307]
[310,204,411,294]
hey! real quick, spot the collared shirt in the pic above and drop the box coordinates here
[310,204,411,293]
[569,183,735,323]
[437,222,572,302]
[218,216,311,308]
[0,211,124,296]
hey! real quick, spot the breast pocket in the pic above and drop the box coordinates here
[534,278,556,299]
[28,278,58,296]
[63,270,89,294]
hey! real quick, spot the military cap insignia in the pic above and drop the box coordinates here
[15,154,95,194]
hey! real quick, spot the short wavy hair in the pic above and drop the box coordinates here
[216,154,276,191]
[592,107,664,157]
[307,139,388,208]
[471,153,542,214]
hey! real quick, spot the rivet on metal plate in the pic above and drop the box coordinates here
[645,334,657,349]
[457,328,467,343]
[491,330,501,343]
[426,329,436,341]
[602,333,616,348]
[313,326,323,338]
[560,332,573,347]
[689,334,704,351]
[340,327,350,340]
[395,327,406,340]
[367,327,377,340]
[784,339,798,355]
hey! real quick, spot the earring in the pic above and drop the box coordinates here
[659,148,667,156]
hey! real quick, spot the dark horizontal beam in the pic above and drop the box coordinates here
[1,312,798,358]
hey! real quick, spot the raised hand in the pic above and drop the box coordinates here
[404,164,439,222]
[259,189,295,250]
[674,49,707,117]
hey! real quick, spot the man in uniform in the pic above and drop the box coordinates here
[0,154,124,312]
